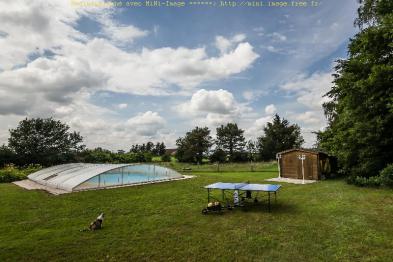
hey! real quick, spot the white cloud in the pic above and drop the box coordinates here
[153,25,159,36]
[280,71,334,147]
[177,89,252,127]
[126,111,166,136]
[0,0,98,69]
[270,32,287,42]
[215,34,247,54]
[293,111,322,125]
[0,56,106,115]
[179,89,236,115]
[99,15,148,45]
[56,37,259,96]
[280,71,333,110]
[242,90,254,101]
[242,89,267,101]
[253,27,264,36]
[117,103,128,109]
[0,1,259,96]
[244,115,273,139]
[265,104,277,115]
[267,46,279,52]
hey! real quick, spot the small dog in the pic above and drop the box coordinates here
[89,213,104,230]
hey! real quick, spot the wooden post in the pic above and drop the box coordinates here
[298,154,306,184]
[276,153,282,178]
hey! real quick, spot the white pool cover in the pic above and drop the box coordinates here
[28,163,183,192]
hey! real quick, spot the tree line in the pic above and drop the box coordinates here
[0,118,170,167]
[129,142,166,156]
[0,115,304,167]
[175,115,304,164]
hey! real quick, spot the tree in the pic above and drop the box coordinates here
[246,140,258,162]
[317,0,393,178]
[158,142,166,156]
[0,145,16,167]
[175,127,212,164]
[209,148,227,163]
[8,118,85,166]
[257,114,304,161]
[215,123,246,162]
[130,141,165,156]
[145,142,154,152]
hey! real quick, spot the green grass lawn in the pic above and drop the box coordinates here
[1,164,392,261]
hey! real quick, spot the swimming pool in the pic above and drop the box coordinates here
[28,163,184,192]
[74,164,182,190]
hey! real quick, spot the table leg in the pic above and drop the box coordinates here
[222,189,225,202]
[275,191,277,203]
[268,192,271,212]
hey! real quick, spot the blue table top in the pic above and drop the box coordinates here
[204,182,248,190]
[240,184,281,192]
[204,182,281,192]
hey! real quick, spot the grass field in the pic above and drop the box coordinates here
[1,163,392,261]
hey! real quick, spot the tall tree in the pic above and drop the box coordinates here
[215,123,246,162]
[158,142,166,156]
[145,142,154,152]
[0,145,16,167]
[175,127,212,164]
[317,0,393,178]
[246,140,258,162]
[257,114,304,161]
[8,118,85,166]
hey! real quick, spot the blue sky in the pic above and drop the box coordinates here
[0,0,359,149]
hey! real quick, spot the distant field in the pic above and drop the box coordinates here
[0,163,392,261]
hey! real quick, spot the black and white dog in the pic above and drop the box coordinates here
[88,213,104,231]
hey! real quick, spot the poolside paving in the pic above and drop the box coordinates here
[13,179,69,195]
[265,177,317,184]
[13,175,195,195]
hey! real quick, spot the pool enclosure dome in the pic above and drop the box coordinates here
[28,163,183,192]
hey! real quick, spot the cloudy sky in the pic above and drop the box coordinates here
[0,0,359,150]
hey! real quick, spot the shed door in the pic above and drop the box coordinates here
[298,155,314,180]
[304,157,314,180]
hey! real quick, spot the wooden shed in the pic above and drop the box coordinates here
[277,149,332,180]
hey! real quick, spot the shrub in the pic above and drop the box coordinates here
[0,165,26,183]
[161,153,171,162]
[347,175,382,187]
[380,164,393,187]
[21,164,42,176]
[366,176,382,187]
[0,164,42,183]
[143,152,153,162]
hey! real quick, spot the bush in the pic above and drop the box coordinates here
[209,149,226,163]
[347,175,382,187]
[0,164,42,183]
[0,165,26,183]
[380,164,393,187]
[21,164,42,176]
[161,154,171,162]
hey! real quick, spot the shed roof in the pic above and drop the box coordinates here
[277,148,328,156]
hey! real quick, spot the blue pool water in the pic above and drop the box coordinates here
[75,164,181,190]
[88,173,170,187]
